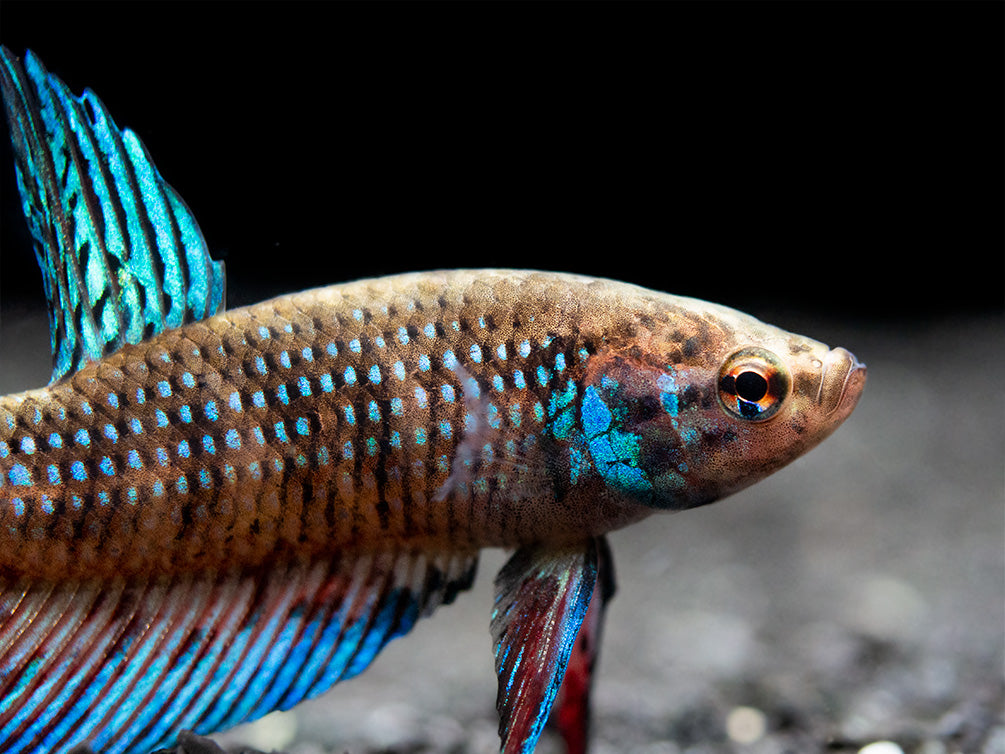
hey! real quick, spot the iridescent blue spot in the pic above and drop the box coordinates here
[678,462,689,473]
[20,437,36,455]
[71,461,87,481]
[152,480,165,497]
[509,403,522,427]
[343,441,354,460]
[534,402,545,423]
[661,392,679,417]
[327,342,339,357]
[71,494,83,509]
[255,356,267,375]
[48,433,62,449]
[390,431,401,448]
[202,436,216,454]
[75,429,91,447]
[375,336,386,349]
[540,335,553,349]
[179,405,193,423]
[81,400,93,415]
[275,422,290,443]
[253,426,265,445]
[493,375,505,392]
[253,391,266,408]
[519,340,531,358]
[369,365,382,384]
[0,441,7,458]
[99,457,115,476]
[176,476,189,494]
[155,409,169,427]
[249,461,262,480]
[393,361,406,381]
[126,487,138,505]
[452,320,461,332]
[478,316,487,329]
[555,353,566,372]
[47,464,61,484]
[298,376,312,396]
[136,387,146,404]
[368,401,381,422]
[276,385,290,405]
[259,326,271,340]
[41,494,55,513]
[98,490,110,505]
[104,424,119,442]
[415,386,428,409]
[424,323,436,338]
[578,347,590,362]
[200,468,212,488]
[391,397,403,416]
[223,464,237,484]
[353,308,364,321]
[280,351,292,369]
[344,366,357,385]
[470,344,483,363]
[514,370,526,389]
[107,393,120,408]
[295,453,308,467]
[397,327,410,345]
[156,447,169,466]
[318,446,330,465]
[130,418,143,434]
[319,373,334,393]
[11,498,24,516]
[302,347,314,362]
[274,457,285,472]
[443,350,457,369]
[128,450,143,470]
[497,343,507,360]
[230,392,243,412]
[350,339,362,354]
[366,437,378,456]
[296,417,309,435]
[182,372,196,388]
[439,421,452,439]
[536,365,549,386]
[179,441,191,458]
[418,354,431,372]
[441,384,455,403]
[415,427,427,445]
[344,405,356,425]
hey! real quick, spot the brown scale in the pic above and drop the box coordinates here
[0,271,719,581]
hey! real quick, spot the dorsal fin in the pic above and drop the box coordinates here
[0,47,225,384]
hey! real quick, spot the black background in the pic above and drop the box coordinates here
[1,1,1002,323]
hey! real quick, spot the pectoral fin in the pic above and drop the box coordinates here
[491,539,600,754]
[0,548,477,753]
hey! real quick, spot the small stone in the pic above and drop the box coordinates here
[725,706,766,744]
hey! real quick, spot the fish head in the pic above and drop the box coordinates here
[580,294,866,512]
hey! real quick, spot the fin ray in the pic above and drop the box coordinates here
[0,549,477,753]
[0,47,225,383]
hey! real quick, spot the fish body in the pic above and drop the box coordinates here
[0,48,865,754]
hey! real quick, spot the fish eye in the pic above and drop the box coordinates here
[717,348,789,421]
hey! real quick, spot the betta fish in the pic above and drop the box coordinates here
[0,48,865,754]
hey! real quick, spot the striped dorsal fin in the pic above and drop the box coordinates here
[0,548,477,753]
[0,47,225,384]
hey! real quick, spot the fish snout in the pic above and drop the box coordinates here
[816,346,867,417]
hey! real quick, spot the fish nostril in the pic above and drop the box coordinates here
[817,347,866,415]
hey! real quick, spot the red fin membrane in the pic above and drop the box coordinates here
[0,549,477,754]
[491,539,600,754]
[550,536,615,754]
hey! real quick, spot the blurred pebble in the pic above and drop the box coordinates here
[235,710,297,751]
[725,706,766,744]
[857,742,904,754]
[847,576,928,641]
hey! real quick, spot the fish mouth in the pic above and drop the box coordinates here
[816,347,867,416]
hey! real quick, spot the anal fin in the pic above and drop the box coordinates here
[0,548,477,754]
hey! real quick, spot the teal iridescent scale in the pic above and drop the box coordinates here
[0,50,224,384]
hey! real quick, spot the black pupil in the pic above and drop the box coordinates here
[735,371,768,402]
